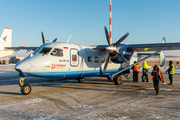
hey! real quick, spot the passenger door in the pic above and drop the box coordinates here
[70,48,79,67]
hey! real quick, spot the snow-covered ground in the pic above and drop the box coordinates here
[0,64,180,119]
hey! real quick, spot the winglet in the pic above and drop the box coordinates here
[162,37,166,43]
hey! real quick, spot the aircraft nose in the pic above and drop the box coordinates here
[15,62,31,73]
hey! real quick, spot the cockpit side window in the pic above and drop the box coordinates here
[39,47,52,55]
[33,47,42,55]
[51,48,63,57]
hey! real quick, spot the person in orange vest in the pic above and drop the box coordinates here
[151,65,164,95]
[131,61,140,82]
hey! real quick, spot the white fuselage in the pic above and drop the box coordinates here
[15,42,137,78]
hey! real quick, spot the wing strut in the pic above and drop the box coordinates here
[107,48,164,80]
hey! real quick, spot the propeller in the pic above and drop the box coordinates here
[103,26,129,72]
[41,32,45,44]
[104,26,111,45]
[113,33,129,47]
[52,38,57,42]
[41,31,57,44]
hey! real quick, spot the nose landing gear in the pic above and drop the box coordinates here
[19,77,32,95]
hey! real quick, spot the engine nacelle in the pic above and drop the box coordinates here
[110,44,134,63]
[160,37,166,67]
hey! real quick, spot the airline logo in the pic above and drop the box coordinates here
[3,36,7,42]
[51,64,66,69]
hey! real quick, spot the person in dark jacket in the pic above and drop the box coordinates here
[165,61,175,85]
[151,65,164,95]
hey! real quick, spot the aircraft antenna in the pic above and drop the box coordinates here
[110,0,112,44]
[67,35,72,43]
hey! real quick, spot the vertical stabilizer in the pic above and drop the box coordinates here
[159,37,166,67]
[0,27,12,50]
[0,27,14,57]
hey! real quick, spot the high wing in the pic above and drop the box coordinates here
[92,42,180,52]
[127,42,180,52]
[4,47,38,51]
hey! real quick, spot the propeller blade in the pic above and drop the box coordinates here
[113,51,127,63]
[41,32,45,44]
[104,26,111,45]
[113,32,129,47]
[52,38,57,42]
[103,54,110,72]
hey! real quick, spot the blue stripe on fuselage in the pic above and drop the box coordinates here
[21,68,130,78]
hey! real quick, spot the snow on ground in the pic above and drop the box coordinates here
[0,70,18,77]
[0,64,180,119]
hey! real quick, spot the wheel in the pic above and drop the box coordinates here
[77,77,84,83]
[113,75,123,85]
[21,84,32,95]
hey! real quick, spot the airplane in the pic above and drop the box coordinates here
[3,1,180,95]
[0,27,14,57]
[3,28,180,95]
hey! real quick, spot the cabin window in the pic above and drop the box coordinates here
[51,48,63,57]
[94,57,99,63]
[72,54,77,61]
[39,47,52,55]
[88,56,92,62]
[101,57,105,63]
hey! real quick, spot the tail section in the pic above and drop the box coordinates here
[0,27,12,50]
[0,27,13,57]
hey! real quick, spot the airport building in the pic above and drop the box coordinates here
[0,56,25,64]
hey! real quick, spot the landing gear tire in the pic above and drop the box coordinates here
[77,77,84,83]
[113,75,123,85]
[21,84,32,95]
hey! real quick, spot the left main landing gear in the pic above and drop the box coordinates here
[113,75,123,85]
[77,77,85,83]
[19,77,32,95]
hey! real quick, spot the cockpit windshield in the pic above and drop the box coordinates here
[38,47,52,55]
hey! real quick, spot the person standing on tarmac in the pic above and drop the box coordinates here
[165,61,175,85]
[151,65,164,95]
[132,61,140,83]
[142,61,149,82]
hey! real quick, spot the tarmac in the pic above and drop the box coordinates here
[0,64,180,120]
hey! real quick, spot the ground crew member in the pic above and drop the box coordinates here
[142,61,149,82]
[132,61,140,82]
[165,61,175,85]
[151,65,164,95]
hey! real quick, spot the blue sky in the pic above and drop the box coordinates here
[1,0,180,55]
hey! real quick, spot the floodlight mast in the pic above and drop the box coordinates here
[110,0,112,44]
